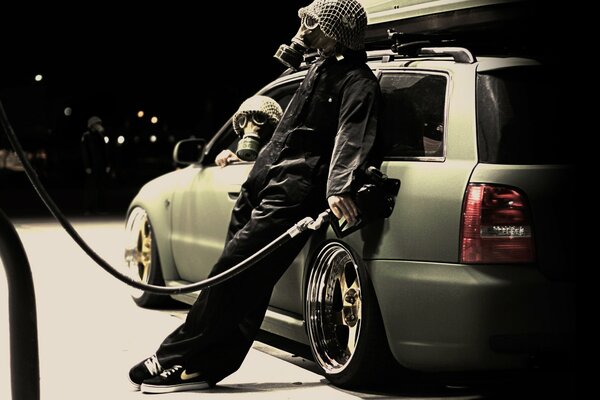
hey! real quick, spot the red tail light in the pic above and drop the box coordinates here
[460,184,535,264]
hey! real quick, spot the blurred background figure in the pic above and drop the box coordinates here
[81,116,110,215]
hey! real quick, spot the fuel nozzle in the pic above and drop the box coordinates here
[365,165,388,184]
[329,167,401,238]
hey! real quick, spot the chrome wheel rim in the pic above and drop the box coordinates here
[124,207,153,297]
[306,243,362,374]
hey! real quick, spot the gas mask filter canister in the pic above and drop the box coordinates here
[273,14,319,70]
[235,113,267,161]
[273,37,309,71]
[236,132,261,161]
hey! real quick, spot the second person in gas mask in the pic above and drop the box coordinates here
[129,0,382,393]
[215,95,283,166]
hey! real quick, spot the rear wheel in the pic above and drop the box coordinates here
[124,207,168,307]
[305,241,396,388]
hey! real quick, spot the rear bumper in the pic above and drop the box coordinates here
[368,260,575,372]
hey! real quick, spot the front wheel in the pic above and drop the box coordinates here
[124,207,168,308]
[305,241,396,388]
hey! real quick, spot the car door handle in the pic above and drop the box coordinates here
[228,192,240,200]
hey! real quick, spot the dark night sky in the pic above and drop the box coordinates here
[1,2,307,142]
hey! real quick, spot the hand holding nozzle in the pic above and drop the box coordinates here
[328,194,359,226]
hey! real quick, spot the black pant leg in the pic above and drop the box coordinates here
[155,196,313,383]
[224,186,253,243]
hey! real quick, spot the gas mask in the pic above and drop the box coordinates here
[274,0,368,70]
[234,113,268,161]
[232,96,283,161]
[273,14,319,70]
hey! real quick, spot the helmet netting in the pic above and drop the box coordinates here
[232,96,283,135]
[298,0,367,51]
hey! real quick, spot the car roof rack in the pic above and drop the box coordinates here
[420,47,475,64]
[387,30,476,64]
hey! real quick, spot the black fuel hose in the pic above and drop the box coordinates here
[0,100,326,295]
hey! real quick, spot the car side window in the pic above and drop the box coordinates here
[379,72,447,159]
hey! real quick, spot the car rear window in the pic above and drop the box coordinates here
[477,66,568,164]
[379,73,447,159]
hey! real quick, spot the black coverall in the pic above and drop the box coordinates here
[156,51,381,383]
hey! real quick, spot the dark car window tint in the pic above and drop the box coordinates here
[277,93,294,111]
[477,66,568,164]
[379,73,447,159]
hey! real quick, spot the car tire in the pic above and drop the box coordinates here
[124,207,168,308]
[305,240,397,388]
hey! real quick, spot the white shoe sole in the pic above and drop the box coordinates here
[141,381,211,394]
[128,378,141,391]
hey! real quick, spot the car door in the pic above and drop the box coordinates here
[170,150,253,282]
[170,81,301,283]
[350,67,478,263]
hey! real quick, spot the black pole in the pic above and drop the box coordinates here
[0,208,40,400]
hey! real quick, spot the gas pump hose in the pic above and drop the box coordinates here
[0,100,330,295]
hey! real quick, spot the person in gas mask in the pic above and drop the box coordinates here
[215,95,283,167]
[130,0,381,393]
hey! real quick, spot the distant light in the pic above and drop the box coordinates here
[63,107,72,116]
[150,116,158,124]
[34,74,43,82]
[104,136,110,144]
[134,136,140,143]
[168,135,175,143]
[117,136,125,145]
[137,110,144,118]
[149,135,157,143]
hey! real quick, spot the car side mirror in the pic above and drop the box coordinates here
[173,139,206,165]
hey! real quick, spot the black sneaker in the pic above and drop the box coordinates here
[141,365,213,394]
[128,354,164,390]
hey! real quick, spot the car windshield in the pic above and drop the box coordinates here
[476,66,569,165]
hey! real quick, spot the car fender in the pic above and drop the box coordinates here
[126,168,189,282]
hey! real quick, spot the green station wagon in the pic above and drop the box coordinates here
[124,1,574,388]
